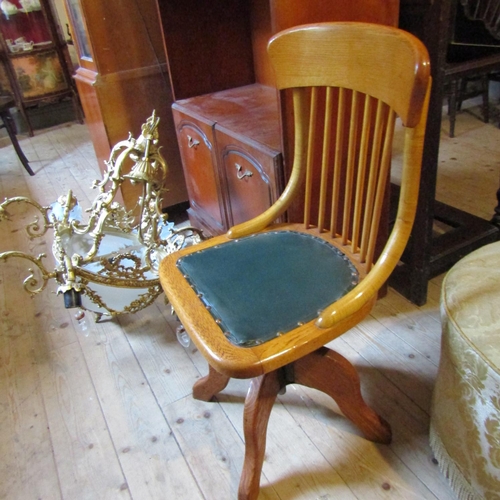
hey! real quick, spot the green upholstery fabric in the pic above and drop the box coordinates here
[177,231,359,347]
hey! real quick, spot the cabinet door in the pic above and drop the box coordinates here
[216,126,282,227]
[173,106,227,234]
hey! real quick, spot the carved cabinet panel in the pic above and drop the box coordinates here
[216,126,282,227]
[172,84,283,235]
[172,106,226,235]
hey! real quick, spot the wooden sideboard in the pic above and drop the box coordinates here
[172,84,283,234]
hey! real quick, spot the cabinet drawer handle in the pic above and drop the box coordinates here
[235,163,253,180]
[187,135,200,149]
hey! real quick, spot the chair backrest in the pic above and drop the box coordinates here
[263,22,431,272]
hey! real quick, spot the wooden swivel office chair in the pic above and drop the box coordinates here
[159,22,431,500]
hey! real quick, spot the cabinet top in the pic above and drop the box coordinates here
[174,84,281,152]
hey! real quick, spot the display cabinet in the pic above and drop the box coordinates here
[156,0,399,235]
[0,0,81,136]
[63,0,188,212]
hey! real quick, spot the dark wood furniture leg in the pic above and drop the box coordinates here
[0,107,34,176]
[449,78,459,138]
[491,186,500,228]
[481,74,490,124]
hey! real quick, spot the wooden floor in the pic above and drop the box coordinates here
[0,105,498,499]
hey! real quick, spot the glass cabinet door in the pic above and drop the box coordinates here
[0,0,51,52]
[0,0,81,135]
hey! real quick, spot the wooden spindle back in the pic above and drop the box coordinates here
[267,22,430,270]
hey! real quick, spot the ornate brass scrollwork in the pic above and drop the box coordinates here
[0,111,206,321]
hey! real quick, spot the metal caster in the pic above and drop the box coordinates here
[176,325,191,348]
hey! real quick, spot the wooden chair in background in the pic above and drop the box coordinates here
[159,22,431,500]
[444,0,500,137]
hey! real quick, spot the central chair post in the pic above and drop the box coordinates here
[192,347,392,500]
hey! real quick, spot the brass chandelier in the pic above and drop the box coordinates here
[0,112,203,322]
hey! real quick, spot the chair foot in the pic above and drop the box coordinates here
[238,371,282,500]
[294,347,392,444]
[192,365,230,401]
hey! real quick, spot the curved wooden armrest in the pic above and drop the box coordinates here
[227,168,303,239]
[227,204,286,239]
[228,88,309,240]
[316,219,411,328]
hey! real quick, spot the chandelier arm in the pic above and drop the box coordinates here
[93,138,135,191]
[71,232,105,265]
[0,251,56,295]
[0,196,52,238]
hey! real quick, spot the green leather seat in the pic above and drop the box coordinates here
[178,231,358,346]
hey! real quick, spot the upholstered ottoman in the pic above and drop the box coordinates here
[430,241,500,500]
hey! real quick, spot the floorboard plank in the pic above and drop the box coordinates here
[73,314,204,499]
[35,339,130,499]
[0,303,62,500]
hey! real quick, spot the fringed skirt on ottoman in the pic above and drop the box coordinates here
[430,241,500,500]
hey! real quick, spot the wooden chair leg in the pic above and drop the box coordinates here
[0,109,34,176]
[192,365,230,402]
[293,347,392,444]
[195,348,390,498]
[238,371,282,500]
